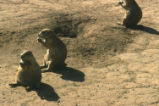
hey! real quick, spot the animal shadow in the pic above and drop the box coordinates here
[35,83,59,101]
[9,82,59,101]
[129,25,159,35]
[49,67,85,82]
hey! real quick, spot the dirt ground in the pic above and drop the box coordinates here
[0,0,159,105]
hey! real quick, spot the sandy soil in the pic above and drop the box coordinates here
[0,0,159,105]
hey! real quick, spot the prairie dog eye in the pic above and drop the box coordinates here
[37,36,46,42]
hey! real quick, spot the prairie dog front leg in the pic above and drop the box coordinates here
[41,61,54,72]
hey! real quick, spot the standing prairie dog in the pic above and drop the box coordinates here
[37,28,67,72]
[9,50,41,91]
[118,0,142,27]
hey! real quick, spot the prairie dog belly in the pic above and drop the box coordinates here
[44,49,64,63]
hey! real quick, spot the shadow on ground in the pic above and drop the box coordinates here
[9,82,59,101]
[130,25,159,35]
[43,67,85,82]
[35,83,59,101]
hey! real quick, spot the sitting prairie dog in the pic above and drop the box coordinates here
[9,50,42,91]
[37,28,67,72]
[118,0,142,27]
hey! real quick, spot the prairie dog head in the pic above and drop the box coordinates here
[118,0,136,7]
[37,28,57,48]
[20,50,35,67]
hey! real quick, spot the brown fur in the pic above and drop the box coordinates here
[37,28,67,72]
[119,0,142,27]
[9,51,41,91]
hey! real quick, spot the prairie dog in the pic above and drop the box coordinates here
[119,0,142,27]
[37,28,67,72]
[9,51,41,91]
